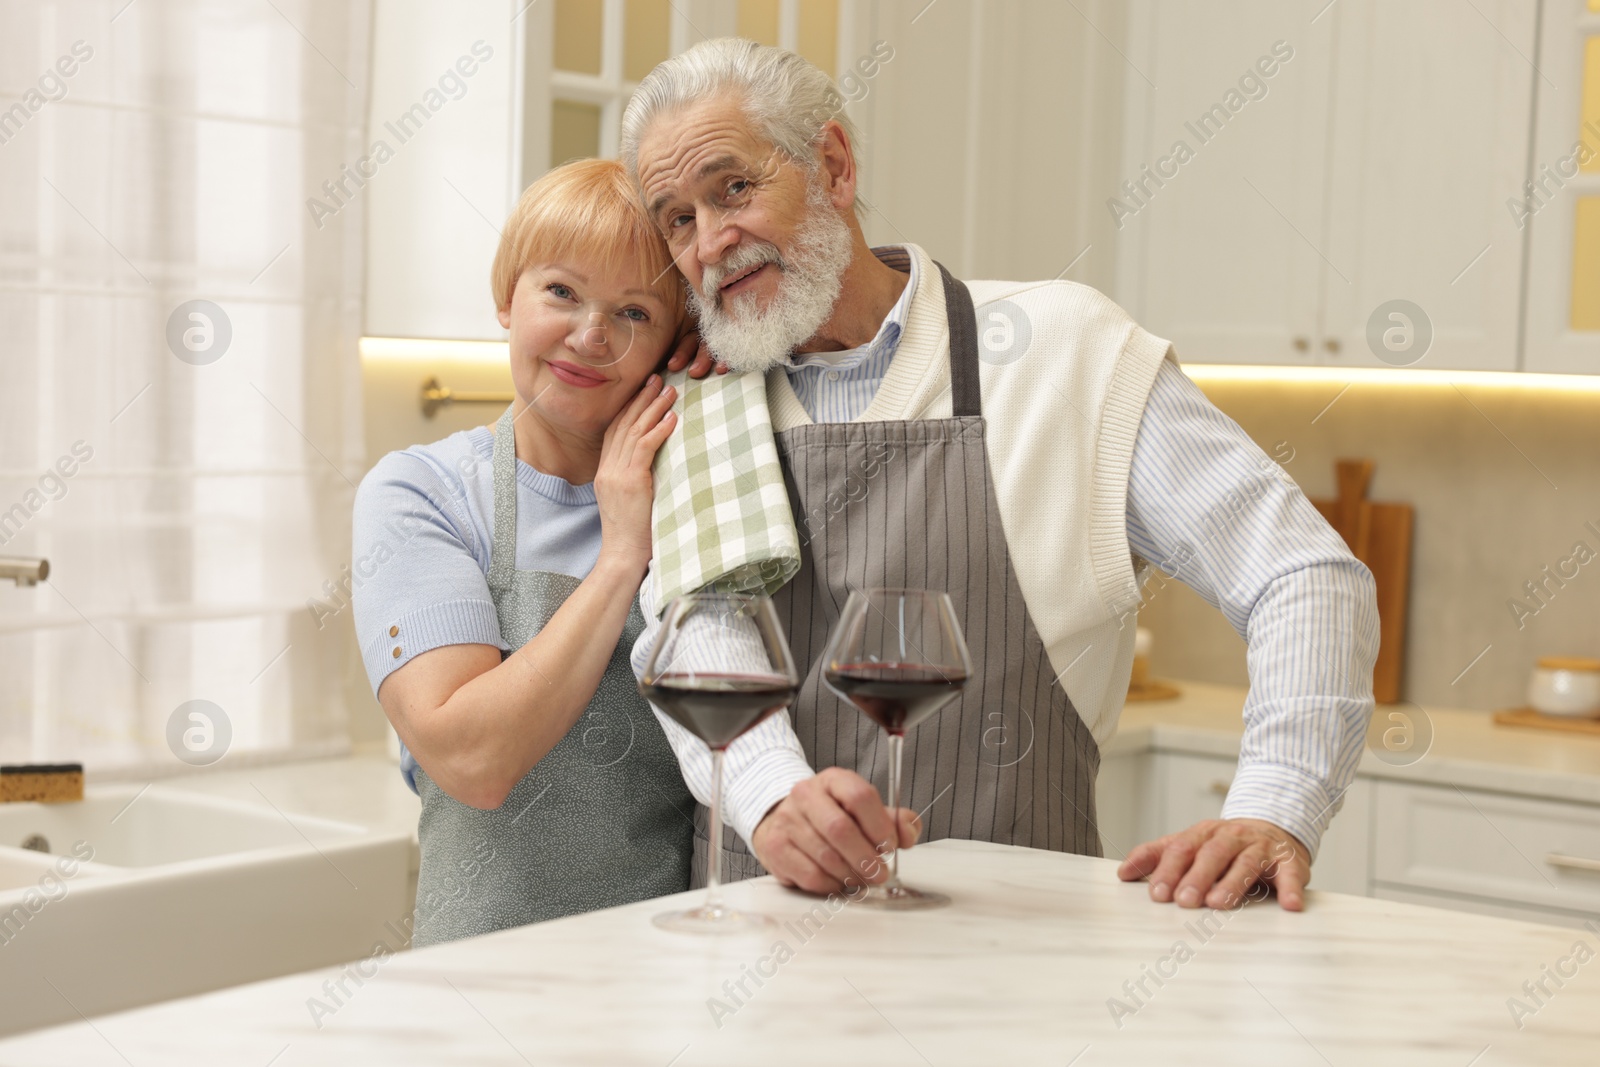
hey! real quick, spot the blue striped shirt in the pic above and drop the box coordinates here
[782,249,917,422]
[635,263,1376,861]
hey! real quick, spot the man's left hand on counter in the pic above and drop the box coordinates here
[1117,818,1311,912]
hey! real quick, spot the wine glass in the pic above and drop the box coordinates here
[822,588,972,910]
[637,592,801,934]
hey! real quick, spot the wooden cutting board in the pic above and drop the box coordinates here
[1493,707,1600,737]
[1310,459,1414,704]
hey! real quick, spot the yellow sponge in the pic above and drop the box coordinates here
[0,764,85,803]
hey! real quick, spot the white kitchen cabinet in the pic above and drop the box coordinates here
[1312,776,1373,897]
[1320,0,1536,372]
[1373,884,1600,931]
[1523,0,1600,374]
[1120,0,1535,372]
[1093,749,1151,861]
[1363,883,1600,927]
[363,0,521,341]
[1117,1,1333,365]
[1147,751,1235,836]
[1373,779,1600,918]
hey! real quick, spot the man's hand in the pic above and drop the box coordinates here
[750,768,921,895]
[1117,818,1311,911]
[663,328,730,378]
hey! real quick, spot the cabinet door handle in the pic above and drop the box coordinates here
[1323,337,1341,354]
[1208,780,1232,796]
[1546,852,1600,873]
[1292,336,1310,353]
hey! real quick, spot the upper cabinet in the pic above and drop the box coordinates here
[1321,0,1536,372]
[1117,0,1537,372]
[1524,0,1600,374]
[1116,2,1334,366]
[363,0,519,341]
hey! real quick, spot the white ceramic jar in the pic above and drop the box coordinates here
[1527,657,1600,718]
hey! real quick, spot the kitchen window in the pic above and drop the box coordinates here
[525,0,841,180]
[1524,0,1600,370]
[1,1,368,775]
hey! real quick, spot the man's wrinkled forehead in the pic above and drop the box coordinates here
[637,103,777,213]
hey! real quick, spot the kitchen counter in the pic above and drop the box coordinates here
[1110,681,1600,804]
[130,681,1600,843]
[0,838,1594,1064]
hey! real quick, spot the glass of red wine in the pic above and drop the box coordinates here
[637,592,800,934]
[822,587,971,910]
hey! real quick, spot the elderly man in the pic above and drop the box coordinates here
[622,38,1378,912]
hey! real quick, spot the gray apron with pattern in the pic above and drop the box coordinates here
[411,407,694,946]
[694,261,1103,885]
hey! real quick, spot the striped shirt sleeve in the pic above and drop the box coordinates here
[1125,359,1380,859]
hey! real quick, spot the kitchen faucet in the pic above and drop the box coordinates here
[0,556,49,586]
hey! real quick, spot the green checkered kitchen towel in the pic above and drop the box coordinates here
[649,367,800,614]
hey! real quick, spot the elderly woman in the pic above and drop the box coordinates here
[352,159,696,946]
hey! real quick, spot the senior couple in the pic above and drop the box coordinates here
[353,38,1378,946]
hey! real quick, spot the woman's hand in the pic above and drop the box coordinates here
[386,375,677,808]
[664,326,730,378]
[594,374,677,569]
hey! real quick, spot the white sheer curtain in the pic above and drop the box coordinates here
[0,0,370,775]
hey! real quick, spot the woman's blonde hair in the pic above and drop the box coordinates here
[490,158,685,322]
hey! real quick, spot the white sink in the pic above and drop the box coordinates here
[0,847,113,891]
[0,785,413,1038]
[0,786,365,867]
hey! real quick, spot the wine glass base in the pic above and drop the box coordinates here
[854,882,951,910]
[652,903,780,935]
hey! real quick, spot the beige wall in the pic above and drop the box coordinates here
[346,354,515,748]
[853,0,1127,294]
[1138,375,1600,713]
[362,355,513,465]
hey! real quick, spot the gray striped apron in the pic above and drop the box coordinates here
[411,407,694,946]
[694,262,1102,885]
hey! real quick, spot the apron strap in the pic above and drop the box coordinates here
[487,404,519,593]
[934,260,982,418]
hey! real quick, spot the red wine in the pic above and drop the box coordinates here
[639,674,799,750]
[824,662,968,735]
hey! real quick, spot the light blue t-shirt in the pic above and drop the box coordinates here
[350,426,607,793]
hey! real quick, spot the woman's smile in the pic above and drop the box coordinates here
[547,359,610,389]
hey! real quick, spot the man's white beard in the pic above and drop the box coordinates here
[689,180,853,375]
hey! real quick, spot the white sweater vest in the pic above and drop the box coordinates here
[765,243,1173,744]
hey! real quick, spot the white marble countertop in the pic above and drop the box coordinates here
[1,838,1594,1064]
[1112,681,1600,805]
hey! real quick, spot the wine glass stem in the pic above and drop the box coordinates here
[706,746,725,912]
[887,731,904,885]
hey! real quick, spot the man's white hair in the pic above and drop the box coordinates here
[620,37,865,218]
